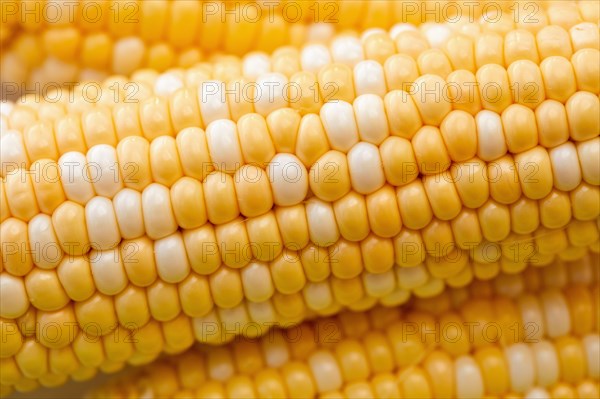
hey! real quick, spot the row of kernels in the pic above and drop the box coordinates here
[326,15,596,73]
[533,381,600,399]
[476,0,592,36]
[0,233,438,321]
[1,130,300,220]
[10,112,596,229]
[314,136,598,212]
[1,221,595,333]
[207,62,597,158]
[517,289,576,340]
[273,25,598,101]
[72,26,594,105]
[1,175,597,283]
[6,168,597,274]
[205,47,597,120]
[490,95,600,157]
[6,109,308,198]
[144,50,598,128]
[0,252,356,326]
[418,230,597,284]
[335,170,597,241]
[458,22,599,69]
[1,318,182,386]
[4,182,599,285]
[9,93,598,214]
[4,274,428,362]
[466,256,599,302]
[8,261,568,339]
[449,332,598,393]
[451,337,598,398]
[2,57,598,182]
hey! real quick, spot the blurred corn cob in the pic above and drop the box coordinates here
[1,86,598,331]
[3,9,599,126]
[1,0,599,99]
[87,276,600,399]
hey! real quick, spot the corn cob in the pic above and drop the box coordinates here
[0,252,597,394]
[1,16,599,355]
[85,280,600,399]
[2,0,599,100]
